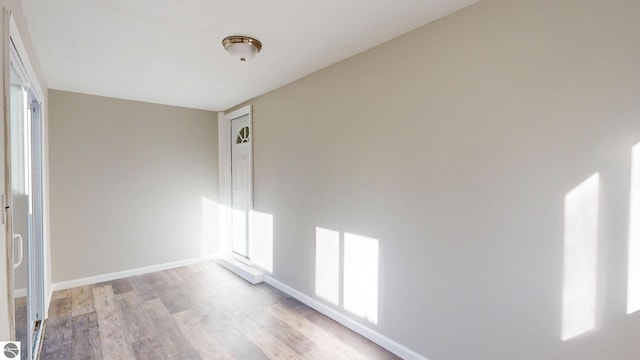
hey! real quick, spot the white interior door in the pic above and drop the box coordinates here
[231,114,252,258]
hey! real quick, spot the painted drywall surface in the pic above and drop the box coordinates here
[49,90,219,283]
[243,0,640,359]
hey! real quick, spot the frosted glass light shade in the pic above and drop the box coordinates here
[222,36,262,62]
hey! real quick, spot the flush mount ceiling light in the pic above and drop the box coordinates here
[222,36,262,62]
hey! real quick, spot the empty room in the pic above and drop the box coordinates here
[0,0,639,359]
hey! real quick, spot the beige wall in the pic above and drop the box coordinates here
[240,0,640,359]
[49,90,219,283]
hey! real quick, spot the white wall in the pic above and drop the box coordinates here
[237,0,640,359]
[49,90,219,283]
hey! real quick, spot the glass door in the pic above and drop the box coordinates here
[9,40,44,360]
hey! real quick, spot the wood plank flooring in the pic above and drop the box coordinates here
[15,296,28,356]
[41,262,400,360]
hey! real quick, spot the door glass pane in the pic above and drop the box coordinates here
[9,45,45,359]
[10,60,29,357]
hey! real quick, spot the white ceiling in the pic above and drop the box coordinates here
[21,0,477,111]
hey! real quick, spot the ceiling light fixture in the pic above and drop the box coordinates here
[222,36,262,62]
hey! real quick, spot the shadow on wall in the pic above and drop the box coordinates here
[315,227,379,324]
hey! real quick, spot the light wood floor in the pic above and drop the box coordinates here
[41,261,399,359]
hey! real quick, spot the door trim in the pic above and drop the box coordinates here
[218,105,254,258]
[3,8,15,341]
[5,13,47,359]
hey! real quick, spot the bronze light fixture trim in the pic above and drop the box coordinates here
[222,36,263,62]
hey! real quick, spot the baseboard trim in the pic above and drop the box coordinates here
[264,275,429,360]
[14,288,26,298]
[45,289,52,320]
[49,257,426,359]
[51,256,216,292]
[215,255,264,284]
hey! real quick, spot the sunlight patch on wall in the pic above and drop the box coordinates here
[344,232,379,324]
[315,227,340,305]
[218,204,232,254]
[232,208,247,256]
[628,144,640,314]
[200,197,218,256]
[252,210,274,273]
[562,173,600,341]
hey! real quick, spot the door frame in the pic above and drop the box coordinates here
[218,105,254,260]
[4,12,47,355]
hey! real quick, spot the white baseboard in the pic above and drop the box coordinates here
[48,256,425,359]
[51,255,216,292]
[215,255,264,284]
[265,275,429,360]
[14,288,26,298]
[46,289,52,319]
